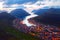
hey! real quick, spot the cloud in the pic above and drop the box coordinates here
[23,0,60,12]
[22,1,48,13]
[0,1,5,10]
[0,0,38,13]
[0,0,60,13]
[0,1,16,13]
[5,0,38,5]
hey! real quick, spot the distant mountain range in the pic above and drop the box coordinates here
[33,8,60,15]
[33,9,49,15]
[33,8,60,27]
[10,9,30,20]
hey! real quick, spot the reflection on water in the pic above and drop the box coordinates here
[23,13,38,27]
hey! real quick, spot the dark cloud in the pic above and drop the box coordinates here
[5,0,38,5]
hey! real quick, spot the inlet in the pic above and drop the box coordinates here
[23,10,38,27]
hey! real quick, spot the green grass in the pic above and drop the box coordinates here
[4,26,39,40]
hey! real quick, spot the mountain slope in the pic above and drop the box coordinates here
[33,9,49,15]
[33,8,60,27]
[10,9,30,20]
[0,12,39,40]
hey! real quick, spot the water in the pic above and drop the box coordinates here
[23,10,38,27]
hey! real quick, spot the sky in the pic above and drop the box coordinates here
[0,0,60,13]
[0,0,60,26]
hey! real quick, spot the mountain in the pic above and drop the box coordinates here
[0,12,17,40]
[32,8,60,27]
[33,9,49,15]
[10,9,30,20]
[0,12,16,28]
[0,12,39,40]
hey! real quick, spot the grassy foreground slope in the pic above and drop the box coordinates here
[4,26,39,40]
